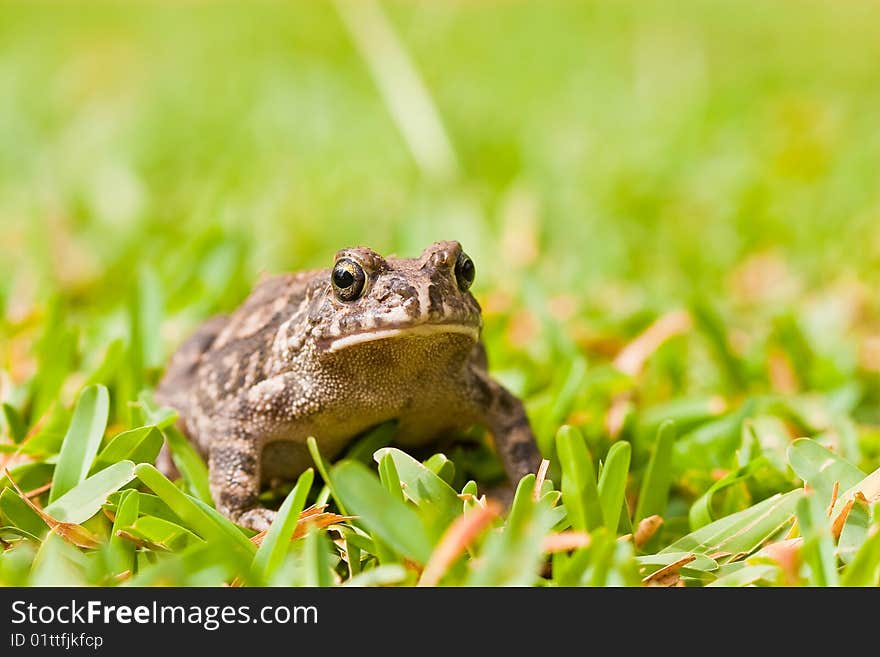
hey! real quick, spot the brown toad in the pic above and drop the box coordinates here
[156,241,541,530]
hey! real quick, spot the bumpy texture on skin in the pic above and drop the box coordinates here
[156,241,542,530]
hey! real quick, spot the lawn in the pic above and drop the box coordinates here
[2,0,880,586]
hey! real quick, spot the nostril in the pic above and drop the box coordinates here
[422,241,462,267]
[430,251,452,268]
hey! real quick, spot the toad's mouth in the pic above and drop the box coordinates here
[324,322,480,353]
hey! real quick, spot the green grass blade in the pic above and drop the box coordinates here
[308,436,348,516]
[597,441,631,533]
[191,498,259,542]
[343,564,408,587]
[45,461,136,524]
[556,425,602,532]
[423,453,455,486]
[688,458,765,530]
[128,266,164,391]
[0,463,54,494]
[0,488,46,537]
[830,466,880,520]
[636,552,719,575]
[122,516,204,551]
[840,516,880,586]
[106,491,179,525]
[787,438,865,500]
[91,426,164,473]
[673,401,755,472]
[330,460,433,564]
[374,447,460,528]
[108,489,139,575]
[161,425,212,504]
[134,463,254,558]
[837,497,871,565]
[635,419,675,524]
[2,403,26,443]
[663,489,803,558]
[30,532,87,586]
[303,526,333,587]
[468,475,555,586]
[691,299,746,392]
[706,564,779,587]
[637,396,726,439]
[49,384,110,503]
[507,473,537,533]
[253,468,314,582]
[795,492,839,586]
[378,451,404,502]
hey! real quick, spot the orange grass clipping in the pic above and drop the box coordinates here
[826,481,839,517]
[542,531,592,553]
[607,309,693,436]
[3,467,100,549]
[533,459,550,500]
[613,310,693,378]
[634,515,664,549]
[642,554,695,587]
[249,504,353,546]
[418,500,501,586]
[763,538,802,586]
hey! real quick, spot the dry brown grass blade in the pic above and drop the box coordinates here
[605,397,633,439]
[831,493,866,541]
[854,468,880,504]
[634,515,664,549]
[248,504,352,547]
[647,571,686,587]
[114,530,169,552]
[768,349,798,394]
[298,503,328,519]
[827,481,840,517]
[606,309,694,436]
[3,467,100,549]
[25,481,52,499]
[0,404,54,471]
[830,466,880,534]
[542,531,592,553]
[291,513,353,541]
[763,538,802,585]
[533,459,550,500]
[418,500,501,586]
[642,554,695,586]
[614,310,693,378]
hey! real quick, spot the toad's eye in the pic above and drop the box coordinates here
[454,252,475,292]
[331,258,367,301]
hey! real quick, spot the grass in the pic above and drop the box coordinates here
[2,0,880,586]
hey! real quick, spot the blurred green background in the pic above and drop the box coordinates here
[3,0,880,470]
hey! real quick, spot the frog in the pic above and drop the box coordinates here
[155,240,541,530]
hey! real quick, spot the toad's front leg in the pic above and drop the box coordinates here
[473,371,543,486]
[208,436,276,531]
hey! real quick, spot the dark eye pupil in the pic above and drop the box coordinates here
[333,267,355,289]
[455,253,475,290]
[460,259,474,281]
